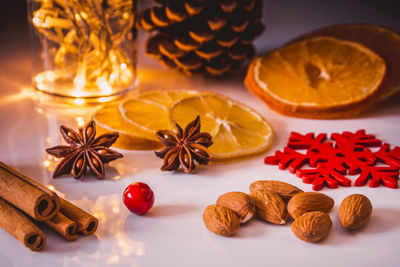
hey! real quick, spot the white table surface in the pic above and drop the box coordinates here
[0,1,400,266]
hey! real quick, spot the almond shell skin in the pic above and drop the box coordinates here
[250,189,288,225]
[287,192,334,219]
[339,194,372,230]
[203,204,240,236]
[291,211,332,243]
[217,191,255,224]
[249,180,303,202]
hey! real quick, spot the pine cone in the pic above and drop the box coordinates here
[139,0,264,76]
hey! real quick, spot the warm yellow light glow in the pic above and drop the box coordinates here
[45,71,55,81]
[109,73,116,83]
[98,97,110,103]
[35,75,44,83]
[76,116,84,127]
[80,12,88,20]
[47,185,56,191]
[31,0,136,100]
[74,98,85,105]
[122,12,129,20]
[32,17,41,26]
[73,74,86,95]
[97,77,113,95]
[37,83,45,91]
[43,160,51,167]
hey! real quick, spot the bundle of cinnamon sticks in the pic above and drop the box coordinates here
[0,162,98,251]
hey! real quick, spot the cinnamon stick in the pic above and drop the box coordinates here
[0,197,46,251]
[0,162,59,221]
[59,198,98,235]
[0,162,60,213]
[44,212,78,241]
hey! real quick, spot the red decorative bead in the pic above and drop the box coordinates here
[123,182,155,214]
[265,130,400,190]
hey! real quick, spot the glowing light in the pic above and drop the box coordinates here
[122,12,129,20]
[74,98,85,105]
[98,97,110,103]
[80,12,88,20]
[43,160,51,167]
[47,185,56,191]
[73,75,86,95]
[32,17,41,27]
[76,116,84,127]
[45,71,55,81]
[97,77,113,95]
[109,73,116,83]
[37,83,45,90]
[30,1,136,100]
[35,75,44,83]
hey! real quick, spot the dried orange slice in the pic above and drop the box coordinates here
[170,93,274,160]
[120,90,197,139]
[93,103,162,150]
[245,37,386,119]
[289,24,400,100]
[93,90,197,150]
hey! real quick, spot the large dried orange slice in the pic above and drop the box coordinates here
[245,37,386,119]
[170,93,274,160]
[289,24,400,100]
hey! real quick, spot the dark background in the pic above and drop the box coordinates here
[0,1,399,55]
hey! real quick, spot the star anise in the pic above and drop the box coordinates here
[155,116,213,174]
[46,121,123,179]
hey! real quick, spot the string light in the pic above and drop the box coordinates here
[31,0,136,100]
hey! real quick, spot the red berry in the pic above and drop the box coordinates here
[123,182,155,215]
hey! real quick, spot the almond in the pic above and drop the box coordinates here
[249,180,303,201]
[291,211,332,243]
[217,192,255,224]
[339,194,372,230]
[203,205,240,236]
[287,192,334,219]
[250,189,288,224]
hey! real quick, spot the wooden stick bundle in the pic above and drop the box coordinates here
[0,162,98,251]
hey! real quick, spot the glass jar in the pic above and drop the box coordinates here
[27,0,137,99]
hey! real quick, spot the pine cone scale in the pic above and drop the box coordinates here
[140,0,264,75]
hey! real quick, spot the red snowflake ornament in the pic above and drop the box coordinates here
[265,130,400,191]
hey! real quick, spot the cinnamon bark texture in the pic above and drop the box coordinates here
[44,213,78,241]
[0,161,98,250]
[0,197,46,251]
[0,162,60,215]
[59,198,98,235]
[0,162,59,221]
